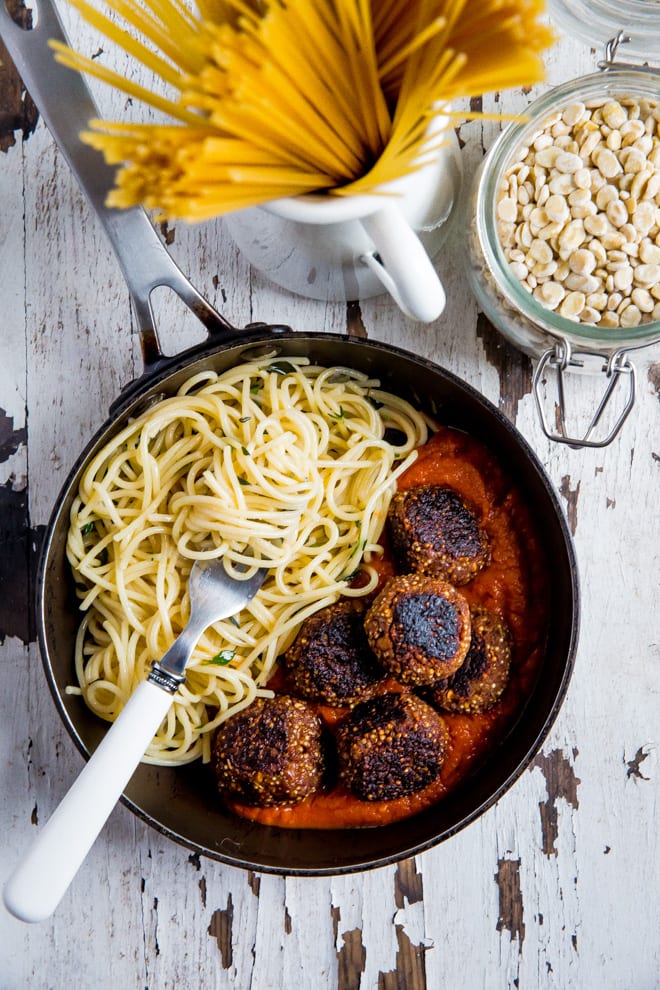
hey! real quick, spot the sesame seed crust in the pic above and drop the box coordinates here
[388,485,491,585]
[364,573,471,686]
[212,695,325,806]
[283,599,384,706]
[335,692,449,801]
[426,607,512,714]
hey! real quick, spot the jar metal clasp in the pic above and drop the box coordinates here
[532,339,637,449]
[598,30,660,76]
[533,33,660,449]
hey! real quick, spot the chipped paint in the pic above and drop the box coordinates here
[533,748,581,857]
[335,924,366,990]
[559,476,581,536]
[378,925,427,989]
[151,897,161,957]
[333,908,366,990]
[476,312,533,422]
[495,858,525,948]
[331,905,340,946]
[393,858,423,909]
[648,362,660,402]
[347,300,368,339]
[0,0,39,152]
[0,481,45,645]
[626,745,652,780]
[247,871,260,897]
[208,894,234,968]
[159,219,175,246]
[0,409,26,463]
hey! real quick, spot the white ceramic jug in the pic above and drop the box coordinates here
[224,126,462,323]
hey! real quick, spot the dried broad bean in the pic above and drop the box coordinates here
[496,92,660,328]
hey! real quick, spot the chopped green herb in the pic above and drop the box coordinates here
[238,477,250,486]
[241,446,250,456]
[81,521,94,535]
[211,649,236,665]
[250,382,263,395]
[239,415,251,423]
[330,406,345,421]
[228,615,241,628]
[341,568,361,583]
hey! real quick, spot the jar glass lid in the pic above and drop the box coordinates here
[548,0,660,60]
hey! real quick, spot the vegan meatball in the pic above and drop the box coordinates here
[427,607,512,714]
[364,573,471,686]
[283,599,384,706]
[212,695,324,806]
[388,484,491,585]
[335,692,449,801]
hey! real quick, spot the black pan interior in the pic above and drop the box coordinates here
[38,330,579,874]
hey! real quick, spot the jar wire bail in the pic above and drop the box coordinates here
[532,339,637,448]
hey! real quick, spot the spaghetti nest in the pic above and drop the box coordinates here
[66,356,428,765]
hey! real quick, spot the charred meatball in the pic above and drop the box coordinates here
[283,600,384,706]
[427,607,512,714]
[364,573,471,686]
[388,485,491,585]
[212,695,324,806]
[335,692,449,801]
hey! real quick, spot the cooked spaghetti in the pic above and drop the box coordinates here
[65,356,428,765]
[51,0,555,219]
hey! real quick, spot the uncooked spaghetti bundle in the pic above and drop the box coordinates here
[53,0,555,220]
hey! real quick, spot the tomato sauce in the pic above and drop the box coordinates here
[228,427,549,829]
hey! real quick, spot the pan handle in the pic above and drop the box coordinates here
[0,0,236,369]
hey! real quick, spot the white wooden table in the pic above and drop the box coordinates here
[1,10,659,988]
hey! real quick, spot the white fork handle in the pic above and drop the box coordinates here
[3,680,173,923]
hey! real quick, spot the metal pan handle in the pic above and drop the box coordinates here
[0,0,236,369]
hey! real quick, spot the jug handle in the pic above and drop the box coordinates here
[360,203,446,323]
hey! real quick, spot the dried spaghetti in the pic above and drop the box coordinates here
[65,356,428,765]
[52,0,555,220]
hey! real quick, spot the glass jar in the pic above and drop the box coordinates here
[465,66,660,448]
[548,0,660,60]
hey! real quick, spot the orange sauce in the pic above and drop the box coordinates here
[228,427,549,829]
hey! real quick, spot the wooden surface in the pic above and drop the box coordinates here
[2,8,659,988]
